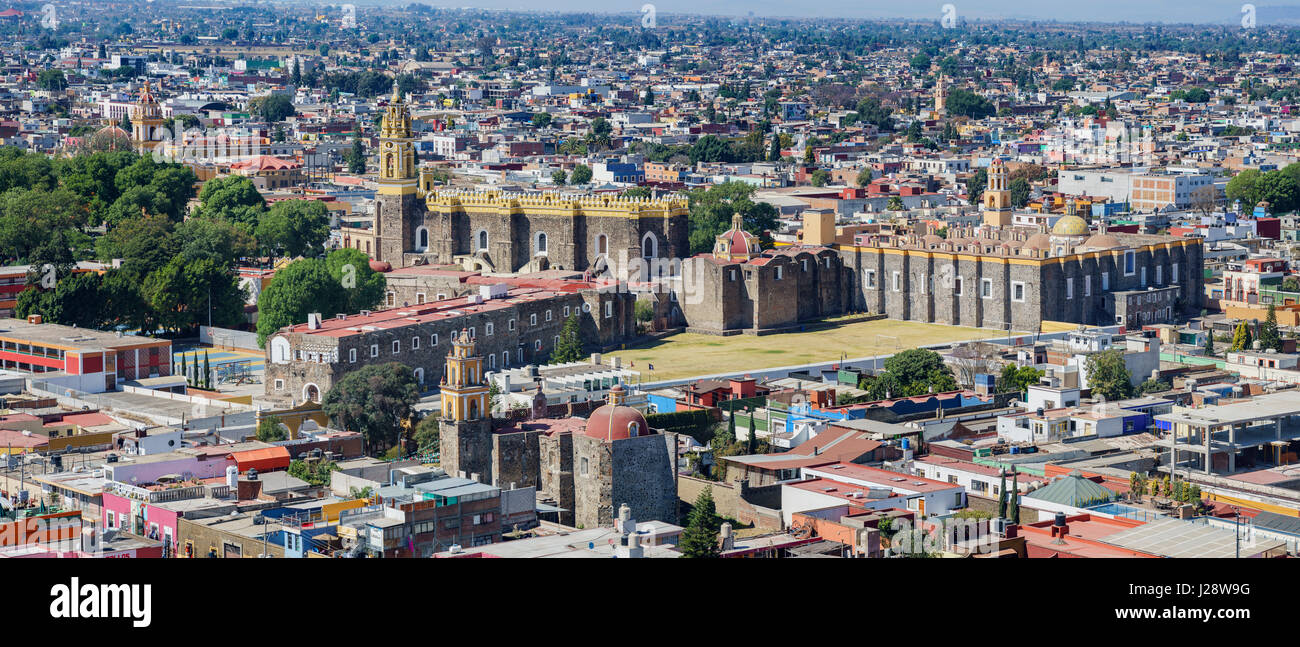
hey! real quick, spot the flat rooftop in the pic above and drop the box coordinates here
[0,318,166,351]
[1156,391,1300,429]
[1100,517,1287,558]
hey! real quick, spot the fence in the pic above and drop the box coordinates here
[200,326,261,352]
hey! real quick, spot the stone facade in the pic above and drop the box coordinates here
[264,286,636,403]
[680,245,851,334]
[838,234,1204,330]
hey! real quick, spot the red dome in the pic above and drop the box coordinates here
[583,386,648,442]
[368,259,392,272]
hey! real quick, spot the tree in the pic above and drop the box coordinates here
[1229,320,1253,352]
[325,248,386,313]
[972,167,987,203]
[570,164,592,185]
[886,196,905,211]
[1138,378,1172,394]
[202,351,211,389]
[194,176,265,230]
[945,89,995,118]
[37,69,67,91]
[252,94,296,122]
[1085,349,1133,401]
[288,459,337,487]
[1259,305,1282,352]
[998,472,1008,518]
[255,199,330,258]
[413,415,440,453]
[531,112,552,128]
[255,258,347,347]
[999,364,1044,395]
[678,487,722,558]
[909,53,931,70]
[347,134,367,175]
[1009,178,1031,209]
[809,169,830,187]
[769,137,781,162]
[550,313,585,364]
[873,349,958,398]
[1204,330,1216,357]
[1130,472,1145,503]
[950,341,999,387]
[322,362,419,457]
[143,256,246,334]
[856,167,873,188]
[1009,474,1020,524]
[642,87,655,105]
[551,169,566,185]
[257,415,288,442]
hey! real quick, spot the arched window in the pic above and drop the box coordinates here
[536,232,548,255]
[469,399,480,420]
[303,383,320,403]
[415,227,429,251]
[641,232,658,259]
[414,367,424,385]
[477,230,488,251]
[596,233,608,256]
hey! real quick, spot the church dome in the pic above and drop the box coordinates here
[368,259,392,273]
[1051,215,1089,236]
[584,385,649,442]
[1024,233,1051,250]
[714,213,761,261]
[1081,233,1121,250]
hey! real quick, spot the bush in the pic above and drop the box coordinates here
[647,409,714,444]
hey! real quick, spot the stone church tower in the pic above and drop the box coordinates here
[375,83,419,265]
[437,329,493,484]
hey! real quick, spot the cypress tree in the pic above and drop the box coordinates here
[997,472,1008,518]
[768,137,780,162]
[746,407,756,454]
[1259,305,1282,351]
[1203,329,1215,357]
[202,351,211,390]
[1009,473,1020,524]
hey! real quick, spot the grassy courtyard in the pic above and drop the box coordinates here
[609,318,1015,382]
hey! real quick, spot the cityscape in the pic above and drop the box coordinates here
[1,0,1299,583]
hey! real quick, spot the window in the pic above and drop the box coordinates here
[563,306,570,317]
[1102,272,1109,291]
[1140,266,1147,287]
[1012,281,1026,302]
[386,292,396,307]
[801,259,809,272]
[431,333,438,346]
[468,326,475,339]
[275,379,284,390]
[370,344,379,358]
[775,266,783,280]
[107,511,115,528]
[1066,278,1073,299]
[412,336,420,350]
[1172,263,1179,283]
[477,230,488,251]
[1085,276,1091,297]
[865,269,877,288]
[582,303,591,313]
[508,319,516,331]
[580,457,589,476]
[416,293,426,304]
[530,314,537,326]
[485,322,494,336]
[954,276,963,296]
[981,278,993,299]
[604,301,612,318]
[1156,266,1162,285]
[729,269,737,282]
[392,340,401,354]
[536,232,548,255]
[502,351,509,368]
[545,310,552,321]
[892,271,901,292]
[1124,250,1136,275]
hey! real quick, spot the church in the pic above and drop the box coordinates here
[363,85,691,276]
[437,329,679,528]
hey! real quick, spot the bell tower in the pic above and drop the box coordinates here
[982,158,1013,227]
[375,81,419,265]
[438,329,493,484]
[131,80,165,154]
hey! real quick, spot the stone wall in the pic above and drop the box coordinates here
[677,474,740,520]
[439,418,492,484]
[610,432,679,525]
[492,429,541,490]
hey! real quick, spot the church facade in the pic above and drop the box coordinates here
[367,86,690,275]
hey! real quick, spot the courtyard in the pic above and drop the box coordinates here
[608,318,1023,382]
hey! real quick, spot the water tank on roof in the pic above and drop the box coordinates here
[247,468,259,481]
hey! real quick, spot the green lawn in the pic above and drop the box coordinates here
[610,319,1007,381]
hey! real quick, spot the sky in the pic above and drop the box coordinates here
[367,1,1300,25]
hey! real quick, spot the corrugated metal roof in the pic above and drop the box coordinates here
[1023,470,1117,507]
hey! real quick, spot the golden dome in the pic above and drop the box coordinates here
[1051,215,1089,236]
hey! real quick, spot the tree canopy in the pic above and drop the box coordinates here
[322,362,420,457]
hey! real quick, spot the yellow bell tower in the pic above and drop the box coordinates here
[440,329,489,422]
[131,80,165,154]
[982,158,1013,227]
[377,82,417,196]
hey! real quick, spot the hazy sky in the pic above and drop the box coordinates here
[372,1,1300,24]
